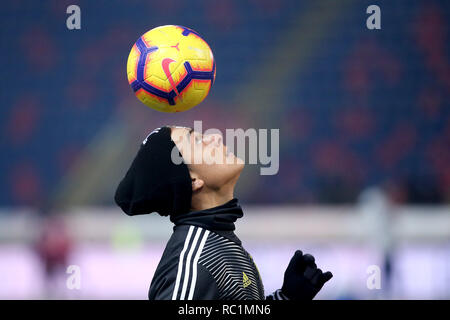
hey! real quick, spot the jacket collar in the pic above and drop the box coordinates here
[170,198,243,232]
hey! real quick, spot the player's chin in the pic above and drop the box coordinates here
[226,154,244,169]
[235,155,245,167]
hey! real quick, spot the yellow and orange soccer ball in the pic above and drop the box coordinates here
[127,25,216,113]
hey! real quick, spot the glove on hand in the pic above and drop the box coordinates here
[281,250,333,300]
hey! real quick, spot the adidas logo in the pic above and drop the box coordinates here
[243,272,252,288]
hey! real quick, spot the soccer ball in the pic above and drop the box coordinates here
[127,25,216,113]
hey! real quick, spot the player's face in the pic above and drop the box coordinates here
[171,127,244,190]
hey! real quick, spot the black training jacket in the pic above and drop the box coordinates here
[148,198,288,300]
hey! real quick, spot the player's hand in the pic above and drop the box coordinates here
[281,250,333,300]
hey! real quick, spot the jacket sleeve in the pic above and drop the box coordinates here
[190,263,220,300]
[148,262,178,300]
[266,289,290,300]
[149,262,220,300]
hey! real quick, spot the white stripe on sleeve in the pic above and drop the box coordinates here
[187,230,210,300]
[179,227,203,299]
[172,226,195,300]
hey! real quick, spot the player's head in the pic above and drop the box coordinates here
[114,125,243,218]
[170,126,244,197]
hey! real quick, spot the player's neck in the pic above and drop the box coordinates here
[190,186,234,212]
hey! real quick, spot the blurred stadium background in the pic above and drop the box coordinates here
[0,0,449,299]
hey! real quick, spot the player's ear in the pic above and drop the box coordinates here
[191,177,204,192]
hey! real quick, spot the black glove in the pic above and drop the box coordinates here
[281,250,333,300]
